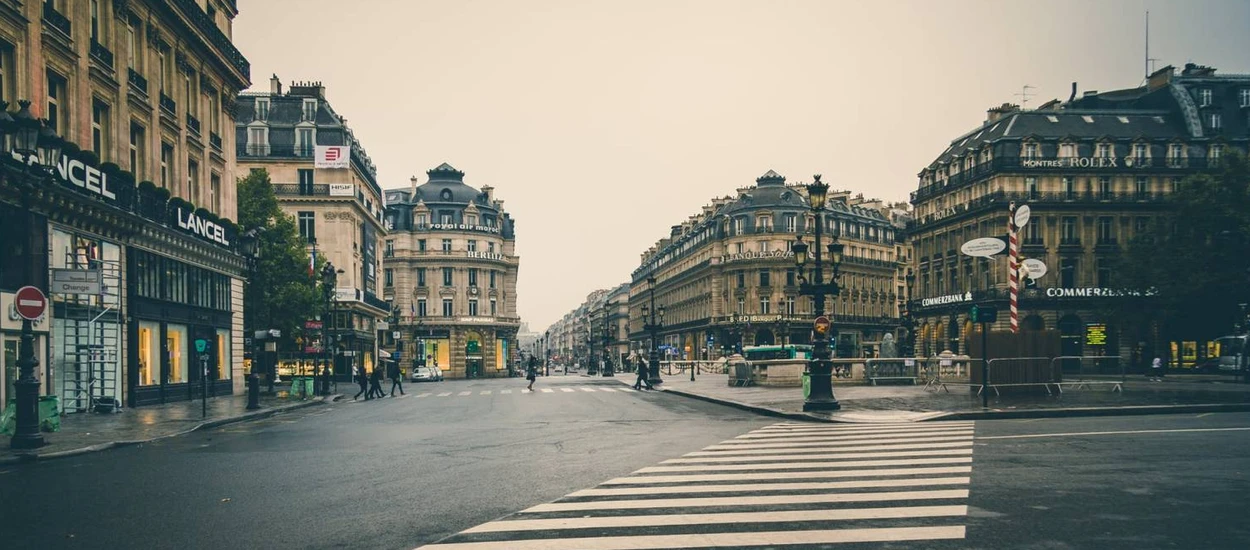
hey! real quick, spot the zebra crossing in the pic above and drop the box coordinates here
[417,421,976,549]
[345,385,643,403]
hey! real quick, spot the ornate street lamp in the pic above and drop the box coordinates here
[642,273,665,386]
[320,262,340,395]
[792,175,845,411]
[777,297,792,348]
[240,228,264,409]
[11,100,41,162]
[37,120,64,170]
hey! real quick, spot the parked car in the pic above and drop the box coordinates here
[412,365,444,382]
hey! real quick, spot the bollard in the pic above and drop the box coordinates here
[246,373,261,410]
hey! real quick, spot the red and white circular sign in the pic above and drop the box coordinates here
[813,315,831,335]
[14,286,47,321]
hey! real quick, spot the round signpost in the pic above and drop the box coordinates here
[961,237,1008,258]
[814,315,831,336]
[1014,205,1031,228]
[14,286,47,321]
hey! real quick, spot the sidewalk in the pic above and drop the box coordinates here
[1,387,340,464]
[643,372,1250,422]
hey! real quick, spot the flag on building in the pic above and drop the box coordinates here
[309,247,316,277]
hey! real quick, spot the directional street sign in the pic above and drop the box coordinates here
[14,286,47,321]
[1022,258,1048,279]
[1014,205,1032,228]
[961,237,1007,258]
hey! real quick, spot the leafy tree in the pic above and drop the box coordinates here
[1115,152,1250,338]
[238,169,325,342]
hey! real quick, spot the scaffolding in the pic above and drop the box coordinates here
[57,257,122,414]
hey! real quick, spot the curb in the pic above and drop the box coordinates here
[1,395,342,465]
[652,384,1250,423]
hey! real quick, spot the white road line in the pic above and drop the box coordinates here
[420,525,965,550]
[738,425,976,438]
[636,456,973,473]
[977,426,1250,440]
[462,504,969,533]
[541,388,554,393]
[480,391,492,395]
[662,447,975,464]
[684,440,975,456]
[416,393,432,398]
[580,387,597,392]
[524,489,970,512]
[722,429,976,444]
[704,435,973,450]
[560,388,576,393]
[602,465,972,485]
[762,421,973,431]
[569,476,971,497]
[458,391,472,396]
[500,389,512,394]
[396,394,411,399]
[597,387,617,392]
[437,392,452,397]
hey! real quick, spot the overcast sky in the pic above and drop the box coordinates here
[233,0,1250,331]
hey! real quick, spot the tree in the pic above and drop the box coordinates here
[238,169,325,343]
[1115,152,1250,338]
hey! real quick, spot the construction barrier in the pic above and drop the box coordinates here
[865,358,920,385]
[1051,356,1124,393]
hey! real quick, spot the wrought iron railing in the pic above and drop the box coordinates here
[42,2,71,36]
[159,93,177,116]
[90,40,115,68]
[209,132,223,150]
[237,144,315,158]
[186,113,201,136]
[127,69,149,95]
[171,0,250,80]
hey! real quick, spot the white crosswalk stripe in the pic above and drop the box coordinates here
[417,421,977,549]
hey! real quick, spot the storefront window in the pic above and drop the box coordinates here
[167,324,188,383]
[138,321,160,386]
[216,328,231,380]
[3,339,16,409]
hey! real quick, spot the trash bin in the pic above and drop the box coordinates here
[802,372,811,399]
[39,395,60,432]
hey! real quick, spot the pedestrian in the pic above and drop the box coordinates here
[388,360,405,397]
[353,365,369,400]
[1149,356,1165,382]
[368,366,386,398]
[526,355,538,391]
[633,355,653,390]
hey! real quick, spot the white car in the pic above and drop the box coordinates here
[411,365,444,382]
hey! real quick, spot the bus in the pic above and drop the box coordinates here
[1214,335,1248,374]
[742,345,813,362]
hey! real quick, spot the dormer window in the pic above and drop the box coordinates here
[1198,88,1212,107]
[1210,144,1223,162]
[756,215,771,232]
[1095,142,1111,158]
[1240,88,1250,107]
[1023,142,1039,160]
[246,124,268,155]
[1209,113,1222,129]
[255,98,269,121]
[440,189,452,201]
[1133,143,1148,161]
[1059,143,1076,158]
[302,98,317,121]
[295,126,315,157]
[1168,143,1186,167]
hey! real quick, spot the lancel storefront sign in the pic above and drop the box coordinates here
[174,207,231,246]
[11,152,120,202]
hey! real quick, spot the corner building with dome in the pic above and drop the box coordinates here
[382,164,520,378]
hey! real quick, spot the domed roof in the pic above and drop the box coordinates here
[413,163,491,206]
[720,169,806,215]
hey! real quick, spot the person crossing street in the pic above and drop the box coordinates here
[388,360,405,397]
[525,355,539,391]
[633,354,654,390]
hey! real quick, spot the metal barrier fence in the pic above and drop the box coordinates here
[865,358,921,385]
[660,361,725,375]
[983,357,1057,396]
[923,357,975,392]
[1051,356,1124,393]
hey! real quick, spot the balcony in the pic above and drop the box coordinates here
[363,291,390,312]
[42,2,71,37]
[89,40,115,69]
[238,144,315,158]
[159,93,177,117]
[209,132,223,151]
[186,113,201,137]
[127,69,149,96]
[273,183,330,196]
[172,0,250,81]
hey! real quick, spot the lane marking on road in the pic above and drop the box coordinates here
[480,391,492,395]
[396,394,411,399]
[636,456,973,473]
[977,426,1250,440]
[458,391,472,396]
[541,388,554,393]
[569,476,972,497]
[560,388,576,393]
[524,489,971,512]
[500,389,512,394]
[421,525,965,550]
[684,440,975,456]
[437,392,452,397]
[462,504,969,533]
[416,393,432,398]
[738,424,976,438]
[1196,413,1214,418]
[724,429,976,444]
[601,465,973,485]
[757,421,975,433]
[580,387,597,392]
[597,387,617,392]
[704,435,974,450]
[662,447,975,464]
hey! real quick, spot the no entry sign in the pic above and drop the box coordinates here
[14,286,47,321]
[813,315,831,335]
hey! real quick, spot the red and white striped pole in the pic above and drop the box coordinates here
[1008,202,1020,334]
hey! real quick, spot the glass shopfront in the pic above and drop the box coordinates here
[138,321,160,386]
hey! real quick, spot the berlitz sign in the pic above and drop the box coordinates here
[1020,156,1142,169]
[466,251,505,260]
[720,250,794,263]
[920,292,973,308]
[175,207,231,246]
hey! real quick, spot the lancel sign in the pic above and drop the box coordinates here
[174,207,231,246]
[11,152,119,202]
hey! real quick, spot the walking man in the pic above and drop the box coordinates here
[353,365,369,400]
[525,355,539,391]
[388,360,405,397]
[633,354,653,390]
[368,366,386,398]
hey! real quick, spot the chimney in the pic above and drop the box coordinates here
[481,185,494,202]
[409,175,419,196]
[985,103,1020,123]
[269,74,282,95]
[1147,65,1175,90]
[1068,82,1077,102]
[289,80,326,99]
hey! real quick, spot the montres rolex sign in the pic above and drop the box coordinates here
[173,207,231,246]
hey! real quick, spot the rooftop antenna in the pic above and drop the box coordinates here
[1014,85,1035,109]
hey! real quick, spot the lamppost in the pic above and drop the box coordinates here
[901,269,917,357]
[319,262,339,395]
[544,329,551,376]
[239,228,264,410]
[642,274,665,387]
[601,301,616,377]
[791,174,845,412]
[585,322,596,375]
[777,297,792,348]
[728,311,747,355]
[6,101,61,449]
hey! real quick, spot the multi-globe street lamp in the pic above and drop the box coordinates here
[642,274,665,387]
[319,262,341,395]
[239,228,264,410]
[790,175,845,412]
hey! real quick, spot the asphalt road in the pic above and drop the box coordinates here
[1,377,1248,550]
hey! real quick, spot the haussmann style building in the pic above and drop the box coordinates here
[381,163,520,379]
[907,63,1249,370]
[0,0,252,411]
